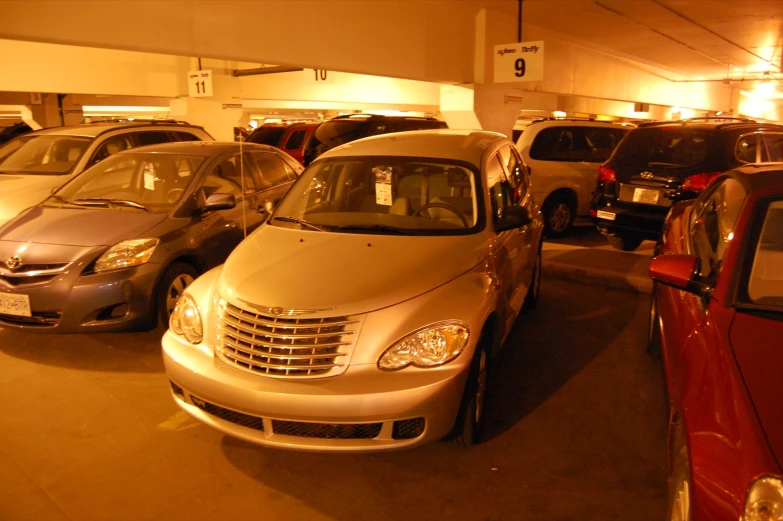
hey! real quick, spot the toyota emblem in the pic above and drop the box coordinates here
[4,256,22,270]
[640,172,654,179]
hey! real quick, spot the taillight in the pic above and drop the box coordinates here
[590,209,597,218]
[598,164,616,183]
[682,172,721,192]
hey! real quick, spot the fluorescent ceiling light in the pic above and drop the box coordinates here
[82,105,170,113]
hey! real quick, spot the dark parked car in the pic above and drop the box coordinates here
[245,122,319,165]
[648,164,783,520]
[0,142,302,332]
[590,117,783,250]
[302,114,448,165]
[0,122,33,144]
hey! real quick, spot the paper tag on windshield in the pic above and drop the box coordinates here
[374,166,393,206]
[143,163,156,191]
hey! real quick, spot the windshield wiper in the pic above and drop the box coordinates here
[647,162,689,168]
[336,224,410,235]
[74,198,151,212]
[272,216,327,232]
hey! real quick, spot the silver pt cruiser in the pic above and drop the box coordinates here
[163,130,544,451]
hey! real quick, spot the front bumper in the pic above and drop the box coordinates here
[162,330,469,452]
[0,262,160,333]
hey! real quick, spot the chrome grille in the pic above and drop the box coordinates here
[0,262,70,287]
[216,300,360,378]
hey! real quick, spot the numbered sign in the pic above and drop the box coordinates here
[187,70,214,98]
[493,41,544,84]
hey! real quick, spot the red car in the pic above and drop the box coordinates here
[648,164,783,520]
[245,122,319,165]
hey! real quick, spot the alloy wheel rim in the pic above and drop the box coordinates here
[549,203,571,232]
[475,349,487,424]
[166,274,195,316]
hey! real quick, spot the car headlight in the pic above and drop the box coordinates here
[378,321,469,370]
[94,238,159,273]
[169,293,203,344]
[744,475,783,521]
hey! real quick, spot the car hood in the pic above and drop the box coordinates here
[0,173,71,227]
[0,206,167,247]
[219,224,491,316]
[730,311,783,467]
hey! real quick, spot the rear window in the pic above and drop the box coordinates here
[246,127,286,146]
[284,130,307,150]
[613,127,714,169]
[529,126,627,162]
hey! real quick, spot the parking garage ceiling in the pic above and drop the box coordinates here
[504,0,782,82]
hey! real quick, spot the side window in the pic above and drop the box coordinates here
[249,151,291,188]
[736,133,760,163]
[498,145,528,193]
[284,130,307,150]
[487,155,515,223]
[174,131,200,142]
[134,131,174,147]
[690,178,747,278]
[529,127,592,162]
[762,133,783,162]
[202,154,256,198]
[276,153,301,180]
[90,135,133,165]
[584,128,627,162]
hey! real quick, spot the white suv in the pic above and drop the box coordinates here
[515,119,630,237]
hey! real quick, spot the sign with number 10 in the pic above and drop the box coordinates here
[493,41,544,84]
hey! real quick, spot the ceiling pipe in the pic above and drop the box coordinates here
[232,66,304,77]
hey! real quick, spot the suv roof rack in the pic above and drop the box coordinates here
[84,119,194,126]
[679,117,756,123]
[331,114,441,121]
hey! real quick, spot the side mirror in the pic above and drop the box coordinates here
[495,205,531,232]
[648,254,712,297]
[202,193,236,212]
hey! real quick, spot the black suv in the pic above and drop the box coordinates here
[590,117,783,250]
[302,114,448,165]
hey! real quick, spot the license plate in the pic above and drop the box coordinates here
[596,210,616,221]
[0,292,31,317]
[633,187,660,204]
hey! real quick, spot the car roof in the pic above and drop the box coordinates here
[728,163,783,192]
[318,129,508,165]
[112,141,280,157]
[526,118,631,128]
[636,119,783,132]
[28,121,206,138]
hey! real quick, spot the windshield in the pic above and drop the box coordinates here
[271,156,481,235]
[51,152,206,212]
[746,200,783,310]
[613,128,714,169]
[0,135,93,175]
[246,126,286,146]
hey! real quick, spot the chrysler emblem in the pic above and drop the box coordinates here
[640,172,654,179]
[4,256,22,270]
[270,307,284,316]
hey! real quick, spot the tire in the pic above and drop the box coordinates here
[446,338,490,447]
[542,194,575,238]
[607,233,643,251]
[647,284,662,358]
[667,416,692,521]
[155,263,199,329]
[523,241,542,312]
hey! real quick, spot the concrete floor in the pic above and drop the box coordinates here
[0,278,668,521]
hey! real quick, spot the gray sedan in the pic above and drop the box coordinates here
[0,142,301,332]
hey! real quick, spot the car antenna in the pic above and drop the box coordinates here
[239,125,247,238]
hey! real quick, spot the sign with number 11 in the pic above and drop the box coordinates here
[187,70,214,98]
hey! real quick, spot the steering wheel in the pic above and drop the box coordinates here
[166,188,184,204]
[413,202,469,227]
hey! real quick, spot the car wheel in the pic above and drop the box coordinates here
[523,241,542,312]
[647,284,662,358]
[156,263,199,329]
[607,233,643,251]
[542,194,575,238]
[668,416,692,521]
[446,338,490,447]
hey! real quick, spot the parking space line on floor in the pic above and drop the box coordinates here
[158,411,201,432]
